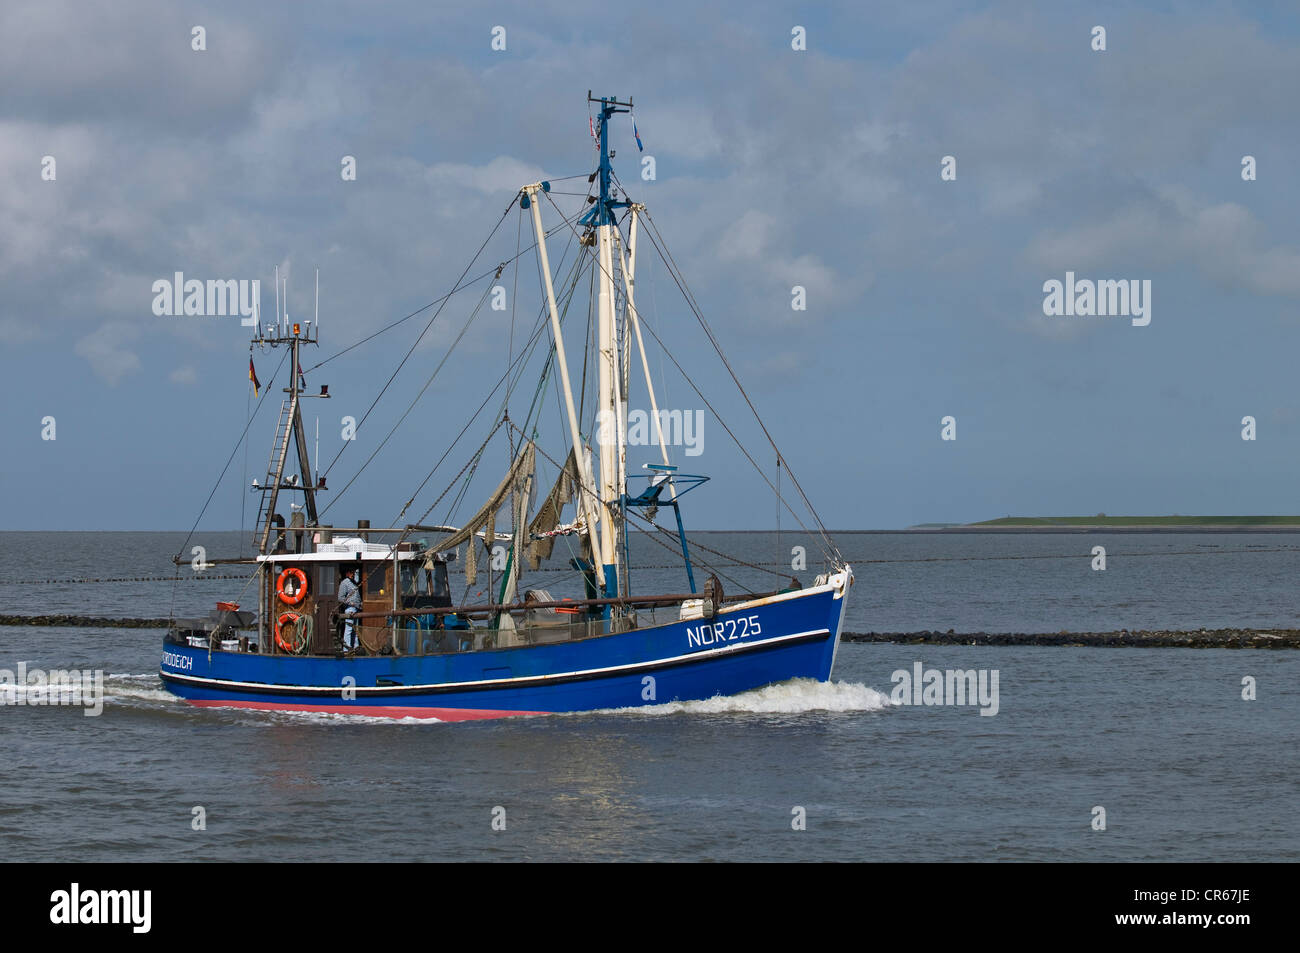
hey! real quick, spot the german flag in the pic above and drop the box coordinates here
[249,357,261,397]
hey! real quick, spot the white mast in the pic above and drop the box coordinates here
[582,93,636,601]
[613,230,630,510]
[596,219,622,589]
[618,204,676,499]
[523,183,607,586]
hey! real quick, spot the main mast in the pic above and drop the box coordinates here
[583,93,634,601]
[523,96,639,606]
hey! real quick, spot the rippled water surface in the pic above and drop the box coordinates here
[1,531,1296,861]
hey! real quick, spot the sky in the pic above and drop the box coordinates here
[3,0,1300,533]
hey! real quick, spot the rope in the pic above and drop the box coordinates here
[278,612,313,654]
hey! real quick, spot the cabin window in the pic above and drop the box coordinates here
[366,563,387,597]
[319,564,335,596]
[431,563,450,601]
[399,563,424,596]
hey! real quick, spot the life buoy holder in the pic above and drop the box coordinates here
[276,611,305,653]
[276,567,308,605]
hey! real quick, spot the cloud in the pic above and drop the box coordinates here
[714,209,862,329]
[423,156,546,196]
[0,0,269,128]
[75,322,141,385]
[1026,187,1300,298]
[169,365,197,385]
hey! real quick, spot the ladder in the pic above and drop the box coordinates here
[253,400,292,549]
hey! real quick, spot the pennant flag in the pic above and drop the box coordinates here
[249,357,261,397]
[633,121,643,152]
[589,115,596,140]
[298,365,306,390]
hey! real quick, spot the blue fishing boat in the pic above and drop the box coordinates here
[160,94,853,720]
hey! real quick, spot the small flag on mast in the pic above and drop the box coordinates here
[633,121,643,152]
[249,357,261,397]
[590,115,596,140]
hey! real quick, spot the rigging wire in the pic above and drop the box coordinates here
[301,175,595,375]
[638,205,842,563]
[321,278,499,517]
[409,418,507,529]
[776,453,781,574]
[174,347,289,562]
[394,318,546,526]
[541,189,836,565]
[394,201,592,526]
[508,206,522,415]
[314,193,520,485]
[240,381,252,559]
[625,508,755,594]
[326,199,594,520]
[19,543,1300,589]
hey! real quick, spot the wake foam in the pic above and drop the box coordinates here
[9,673,888,723]
[103,674,184,706]
[593,678,894,717]
[0,671,178,709]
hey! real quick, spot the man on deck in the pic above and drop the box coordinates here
[338,566,362,652]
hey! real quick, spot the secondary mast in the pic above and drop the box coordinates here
[523,181,606,584]
[253,279,328,555]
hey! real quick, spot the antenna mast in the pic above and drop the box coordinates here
[252,272,329,554]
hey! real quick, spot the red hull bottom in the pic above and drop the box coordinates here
[185,698,543,721]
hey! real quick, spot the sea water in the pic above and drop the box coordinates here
[0,531,1295,861]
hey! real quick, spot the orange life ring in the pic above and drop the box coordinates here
[276,611,305,653]
[276,566,308,605]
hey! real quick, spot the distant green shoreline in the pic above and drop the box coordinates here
[971,515,1300,527]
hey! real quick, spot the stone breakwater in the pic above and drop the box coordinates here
[1,615,1297,647]
[0,615,169,628]
[842,629,1300,648]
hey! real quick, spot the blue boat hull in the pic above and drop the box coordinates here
[160,579,851,720]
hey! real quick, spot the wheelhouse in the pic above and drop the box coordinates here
[257,535,456,656]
